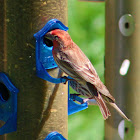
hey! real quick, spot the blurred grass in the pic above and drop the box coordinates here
[68,1,105,140]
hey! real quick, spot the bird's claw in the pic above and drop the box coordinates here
[61,76,70,84]
[83,98,97,105]
[83,98,90,103]
[61,76,75,84]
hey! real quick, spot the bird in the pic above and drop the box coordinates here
[45,29,130,120]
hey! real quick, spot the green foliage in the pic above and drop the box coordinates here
[68,1,105,140]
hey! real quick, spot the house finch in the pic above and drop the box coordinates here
[45,29,129,120]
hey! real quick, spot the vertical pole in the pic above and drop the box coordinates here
[0,0,68,140]
[105,0,139,140]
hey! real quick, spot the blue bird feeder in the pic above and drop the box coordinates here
[68,81,88,115]
[44,131,67,140]
[34,19,68,84]
[0,72,19,135]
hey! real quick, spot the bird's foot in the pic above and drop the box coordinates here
[61,76,75,84]
[83,98,97,105]
[83,98,90,103]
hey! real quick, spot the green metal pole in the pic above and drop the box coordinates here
[0,0,68,140]
[105,0,139,140]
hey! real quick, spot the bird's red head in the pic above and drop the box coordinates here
[50,29,66,40]
[45,29,71,47]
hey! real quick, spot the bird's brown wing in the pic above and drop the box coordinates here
[54,43,114,101]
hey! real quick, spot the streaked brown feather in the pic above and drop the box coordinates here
[95,93,111,120]
[53,40,114,101]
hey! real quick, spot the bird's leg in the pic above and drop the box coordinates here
[83,98,90,103]
[61,76,76,84]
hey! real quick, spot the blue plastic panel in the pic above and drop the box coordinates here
[0,72,19,135]
[45,131,67,140]
[34,19,68,84]
[68,81,88,115]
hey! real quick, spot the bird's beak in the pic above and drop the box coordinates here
[44,32,54,41]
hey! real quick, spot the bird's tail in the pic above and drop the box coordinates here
[109,102,130,121]
[95,93,111,120]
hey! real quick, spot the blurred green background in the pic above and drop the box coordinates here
[68,1,105,140]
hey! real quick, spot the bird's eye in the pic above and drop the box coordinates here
[54,35,59,40]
